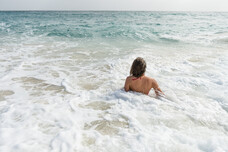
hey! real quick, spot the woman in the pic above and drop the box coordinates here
[124,57,163,96]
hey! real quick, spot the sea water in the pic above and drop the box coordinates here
[0,11,228,152]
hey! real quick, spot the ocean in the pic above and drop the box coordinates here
[0,11,228,152]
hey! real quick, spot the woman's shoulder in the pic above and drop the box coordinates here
[143,76,156,83]
[126,76,134,80]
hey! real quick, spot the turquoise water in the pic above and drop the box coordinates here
[1,11,228,45]
[0,11,228,152]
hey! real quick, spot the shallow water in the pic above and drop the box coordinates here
[0,11,228,152]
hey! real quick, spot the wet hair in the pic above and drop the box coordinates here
[130,57,146,78]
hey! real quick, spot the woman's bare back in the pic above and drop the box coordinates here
[124,75,163,95]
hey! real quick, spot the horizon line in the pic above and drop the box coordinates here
[0,10,228,12]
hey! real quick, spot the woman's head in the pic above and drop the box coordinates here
[130,57,146,77]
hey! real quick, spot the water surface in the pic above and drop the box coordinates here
[0,11,228,152]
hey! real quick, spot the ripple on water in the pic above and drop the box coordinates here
[80,101,114,111]
[84,118,129,135]
[12,77,69,96]
[0,90,14,101]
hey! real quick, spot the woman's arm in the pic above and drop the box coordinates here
[124,77,130,92]
[151,79,164,96]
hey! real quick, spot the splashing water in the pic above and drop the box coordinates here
[0,11,228,152]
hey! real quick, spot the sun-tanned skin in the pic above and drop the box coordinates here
[124,74,163,96]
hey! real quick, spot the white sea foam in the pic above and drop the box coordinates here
[1,40,228,152]
[1,12,228,152]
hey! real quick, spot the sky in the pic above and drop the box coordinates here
[0,0,228,11]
